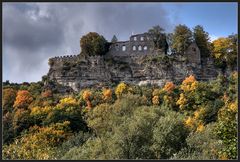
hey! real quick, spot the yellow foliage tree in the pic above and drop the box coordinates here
[176,93,187,110]
[212,36,237,68]
[3,121,72,160]
[115,82,128,98]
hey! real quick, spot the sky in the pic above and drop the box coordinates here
[2,2,237,83]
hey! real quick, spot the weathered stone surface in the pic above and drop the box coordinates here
[46,32,236,92]
[46,52,230,92]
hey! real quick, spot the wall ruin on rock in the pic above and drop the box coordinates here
[46,32,228,92]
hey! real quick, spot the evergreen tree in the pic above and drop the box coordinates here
[111,35,118,43]
[193,25,211,58]
[172,24,193,54]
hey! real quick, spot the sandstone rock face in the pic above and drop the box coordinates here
[46,52,233,92]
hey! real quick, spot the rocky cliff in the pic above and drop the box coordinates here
[46,52,231,92]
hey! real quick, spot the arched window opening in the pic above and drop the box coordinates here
[138,45,142,51]
[122,45,126,51]
[143,46,148,51]
[133,37,137,41]
[140,36,144,41]
[133,46,136,51]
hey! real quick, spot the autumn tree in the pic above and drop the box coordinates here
[172,24,193,54]
[80,32,109,56]
[3,121,72,160]
[193,25,211,58]
[148,25,168,54]
[13,90,33,109]
[115,82,128,98]
[211,35,237,69]
[43,96,88,132]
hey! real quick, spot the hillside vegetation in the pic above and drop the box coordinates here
[2,72,237,160]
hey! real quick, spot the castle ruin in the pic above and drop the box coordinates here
[46,31,225,92]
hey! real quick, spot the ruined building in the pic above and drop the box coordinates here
[46,32,225,92]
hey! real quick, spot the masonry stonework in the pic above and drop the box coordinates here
[46,32,233,92]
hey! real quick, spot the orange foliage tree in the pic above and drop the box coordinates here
[163,81,175,93]
[102,88,113,102]
[13,90,33,109]
[82,90,92,109]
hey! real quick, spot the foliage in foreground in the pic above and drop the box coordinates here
[2,72,238,160]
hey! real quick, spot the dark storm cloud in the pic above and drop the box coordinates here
[3,3,175,83]
[3,3,64,51]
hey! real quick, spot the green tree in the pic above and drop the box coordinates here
[148,25,168,54]
[193,25,211,58]
[172,123,223,160]
[80,32,109,56]
[172,24,193,54]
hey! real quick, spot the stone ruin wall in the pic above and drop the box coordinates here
[46,33,234,92]
[107,33,156,57]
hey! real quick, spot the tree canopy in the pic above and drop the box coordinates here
[211,34,237,69]
[80,32,109,56]
[193,25,211,58]
[172,24,193,54]
[148,25,168,54]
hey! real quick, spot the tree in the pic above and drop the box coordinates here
[211,35,237,70]
[226,34,237,69]
[172,24,193,54]
[13,90,33,109]
[80,32,109,56]
[3,88,17,114]
[111,35,118,43]
[3,122,72,160]
[115,82,128,98]
[193,25,211,58]
[148,25,168,54]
